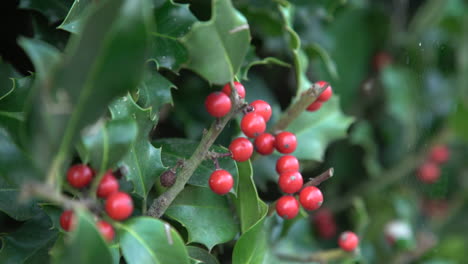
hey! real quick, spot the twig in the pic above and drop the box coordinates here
[302,168,334,189]
[20,182,88,210]
[147,81,244,218]
[276,248,350,264]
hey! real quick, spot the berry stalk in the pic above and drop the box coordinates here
[147,81,244,218]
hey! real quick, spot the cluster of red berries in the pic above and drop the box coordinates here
[59,164,134,242]
[306,81,333,112]
[417,144,450,184]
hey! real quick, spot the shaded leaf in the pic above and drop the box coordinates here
[117,217,189,264]
[137,70,175,120]
[350,121,382,177]
[19,0,74,23]
[287,97,354,161]
[449,102,468,142]
[18,38,60,81]
[166,186,239,250]
[51,209,113,264]
[58,0,93,34]
[0,211,57,264]
[110,95,166,199]
[150,0,197,71]
[153,138,238,194]
[239,46,290,80]
[187,246,220,264]
[78,118,138,172]
[305,43,338,81]
[181,0,251,84]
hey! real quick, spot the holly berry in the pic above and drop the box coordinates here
[299,186,323,211]
[306,101,322,112]
[373,52,392,72]
[278,171,303,194]
[205,92,232,118]
[338,231,359,252]
[276,155,299,174]
[60,210,75,231]
[222,81,245,99]
[97,220,115,242]
[314,208,337,239]
[275,131,297,154]
[67,164,94,189]
[276,195,300,219]
[241,113,266,138]
[250,100,272,122]
[209,169,233,195]
[254,133,275,155]
[105,192,134,220]
[429,144,450,164]
[97,171,119,198]
[316,81,333,102]
[417,162,440,183]
[229,137,253,162]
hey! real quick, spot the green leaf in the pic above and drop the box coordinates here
[232,161,263,233]
[150,0,197,71]
[58,0,93,34]
[187,246,220,264]
[24,0,152,176]
[0,128,41,220]
[305,43,338,81]
[232,201,268,264]
[109,95,166,199]
[181,0,251,84]
[153,138,239,194]
[137,70,175,120]
[287,97,354,161]
[0,211,58,263]
[350,121,382,177]
[239,46,290,80]
[51,209,113,264]
[449,102,468,142]
[78,118,138,172]
[18,38,60,81]
[166,186,239,250]
[19,0,74,23]
[117,217,190,264]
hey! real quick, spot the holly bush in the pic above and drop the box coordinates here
[1,0,468,263]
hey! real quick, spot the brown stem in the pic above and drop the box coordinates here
[147,81,244,218]
[302,168,334,189]
[20,182,90,210]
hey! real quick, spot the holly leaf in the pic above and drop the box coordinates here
[153,138,239,194]
[58,0,93,34]
[136,70,175,120]
[0,211,58,263]
[239,46,290,80]
[51,209,113,264]
[23,0,152,177]
[187,246,220,264]
[232,201,268,264]
[117,217,190,264]
[18,38,60,82]
[109,95,166,200]
[181,0,250,84]
[78,118,138,172]
[165,186,239,250]
[232,161,263,233]
[287,97,354,161]
[19,0,74,23]
[0,128,41,221]
[150,0,197,71]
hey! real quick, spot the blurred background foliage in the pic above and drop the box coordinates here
[1,0,468,263]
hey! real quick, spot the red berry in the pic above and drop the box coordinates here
[373,52,392,72]
[60,210,75,231]
[316,81,333,102]
[306,101,322,112]
[97,171,119,198]
[299,186,323,211]
[278,171,303,194]
[229,137,253,162]
[241,113,266,138]
[338,231,359,252]
[314,208,337,239]
[276,195,300,219]
[276,155,299,174]
[254,133,275,155]
[105,192,134,221]
[205,92,232,118]
[67,164,94,188]
[209,169,233,195]
[250,100,272,122]
[429,144,450,164]
[275,131,297,154]
[417,162,440,183]
[97,220,115,242]
[222,81,245,99]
